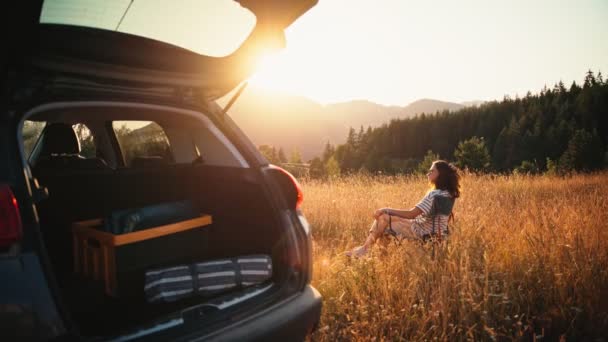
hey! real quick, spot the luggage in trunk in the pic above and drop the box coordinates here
[72,213,213,296]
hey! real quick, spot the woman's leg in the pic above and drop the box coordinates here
[362,214,390,249]
[347,215,417,257]
[346,214,390,257]
[387,216,417,239]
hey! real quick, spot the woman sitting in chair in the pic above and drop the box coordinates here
[346,160,461,258]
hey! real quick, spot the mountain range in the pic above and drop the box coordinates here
[225,87,481,160]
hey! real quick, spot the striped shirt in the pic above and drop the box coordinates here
[412,189,453,237]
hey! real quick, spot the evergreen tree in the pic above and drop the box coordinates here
[559,129,604,171]
[454,136,491,172]
[289,148,303,164]
[341,127,359,171]
[584,69,596,88]
[515,160,540,174]
[258,145,279,164]
[418,150,440,174]
[325,156,341,178]
[492,118,523,170]
[322,141,335,163]
[278,147,287,163]
[309,157,325,179]
[546,158,559,175]
[346,127,358,148]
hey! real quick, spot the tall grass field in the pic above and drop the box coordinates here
[303,173,608,340]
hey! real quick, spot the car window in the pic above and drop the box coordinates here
[39,0,257,57]
[112,121,173,167]
[72,123,96,158]
[22,120,47,158]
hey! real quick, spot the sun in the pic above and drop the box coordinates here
[248,52,291,91]
[247,50,341,103]
[246,40,380,105]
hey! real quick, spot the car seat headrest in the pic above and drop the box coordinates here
[39,123,80,156]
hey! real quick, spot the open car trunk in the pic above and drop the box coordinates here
[24,104,295,338]
[38,166,288,337]
[7,0,318,339]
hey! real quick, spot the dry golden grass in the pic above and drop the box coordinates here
[302,172,608,341]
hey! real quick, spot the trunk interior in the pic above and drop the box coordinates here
[33,164,289,337]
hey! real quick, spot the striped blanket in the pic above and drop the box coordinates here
[144,255,272,303]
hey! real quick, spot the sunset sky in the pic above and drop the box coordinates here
[42,0,608,106]
[250,0,608,105]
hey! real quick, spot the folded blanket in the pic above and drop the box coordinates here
[144,255,273,303]
[103,200,199,234]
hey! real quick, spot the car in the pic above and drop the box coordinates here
[1,0,321,340]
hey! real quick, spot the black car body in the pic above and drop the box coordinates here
[1,1,321,340]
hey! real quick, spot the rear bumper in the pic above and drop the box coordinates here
[202,285,322,342]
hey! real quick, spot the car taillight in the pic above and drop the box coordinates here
[268,165,304,209]
[0,184,23,248]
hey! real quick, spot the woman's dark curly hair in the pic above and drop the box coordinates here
[432,160,461,198]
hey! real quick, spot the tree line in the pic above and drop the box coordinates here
[307,70,607,177]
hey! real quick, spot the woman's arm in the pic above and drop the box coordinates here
[374,207,423,220]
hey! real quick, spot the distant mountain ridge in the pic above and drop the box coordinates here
[226,87,470,160]
[461,100,485,108]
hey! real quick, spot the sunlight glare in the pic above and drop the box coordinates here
[249,52,290,91]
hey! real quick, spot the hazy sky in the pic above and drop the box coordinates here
[42,0,608,106]
[250,0,608,105]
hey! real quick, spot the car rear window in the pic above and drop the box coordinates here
[112,121,174,167]
[39,0,257,57]
[73,123,96,158]
[22,120,46,158]
[22,121,98,161]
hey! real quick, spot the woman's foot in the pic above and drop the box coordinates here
[345,245,368,258]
